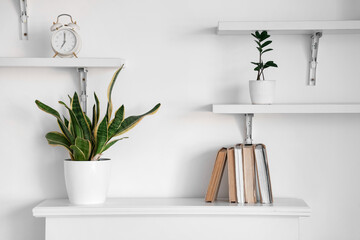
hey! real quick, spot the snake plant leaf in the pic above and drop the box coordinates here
[63,116,69,128]
[59,101,83,139]
[91,104,96,130]
[70,145,86,161]
[101,137,128,153]
[85,115,92,132]
[72,92,91,141]
[75,137,91,160]
[35,100,75,143]
[114,103,161,137]
[35,100,61,119]
[45,131,71,152]
[95,93,100,125]
[108,105,124,139]
[94,116,108,155]
[106,65,124,122]
[57,119,75,144]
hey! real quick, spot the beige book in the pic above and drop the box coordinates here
[242,145,257,203]
[227,147,237,203]
[205,148,227,202]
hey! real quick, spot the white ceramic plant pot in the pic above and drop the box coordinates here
[64,159,111,205]
[249,80,276,104]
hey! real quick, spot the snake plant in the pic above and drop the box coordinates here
[35,65,161,161]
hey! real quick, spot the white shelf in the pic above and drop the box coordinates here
[0,57,125,68]
[32,197,311,217]
[217,20,360,35]
[213,104,360,114]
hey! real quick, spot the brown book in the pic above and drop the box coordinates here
[242,145,257,203]
[205,148,227,202]
[227,147,237,203]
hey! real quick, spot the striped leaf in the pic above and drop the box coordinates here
[108,105,124,139]
[72,92,91,141]
[114,103,160,137]
[70,145,86,161]
[59,101,83,139]
[36,100,75,144]
[106,65,124,122]
[94,116,108,155]
[75,137,91,160]
[63,116,69,128]
[45,132,71,152]
[35,100,61,119]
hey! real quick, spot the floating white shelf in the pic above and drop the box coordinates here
[0,57,125,68]
[213,104,360,114]
[217,20,360,35]
[0,57,126,113]
[33,197,311,217]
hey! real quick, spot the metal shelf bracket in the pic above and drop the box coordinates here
[245,113,254,144]
[308,32,322,86]
[77,68,88,114]
[19,0,29,40]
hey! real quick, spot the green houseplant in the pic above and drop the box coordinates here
[35,65,161,204]
[249,31,278,104]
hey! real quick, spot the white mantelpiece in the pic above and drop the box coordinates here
[33,197,310,240]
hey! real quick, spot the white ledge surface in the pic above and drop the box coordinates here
[217,20,360,35]
[212,104,360,114]
[33,197,311,217]
[0,58,125,68]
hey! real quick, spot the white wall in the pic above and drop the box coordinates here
[0,0,359,239]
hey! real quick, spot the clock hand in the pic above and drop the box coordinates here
[61,32,66,48]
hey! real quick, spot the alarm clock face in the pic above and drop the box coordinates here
[51,29,80,56]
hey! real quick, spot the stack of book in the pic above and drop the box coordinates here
[205,144,273,204]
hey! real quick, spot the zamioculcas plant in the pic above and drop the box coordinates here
[251,31,278,80]
[35,65,161,161]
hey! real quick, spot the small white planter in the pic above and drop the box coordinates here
[64,159,111,205]
[249,80,276,104]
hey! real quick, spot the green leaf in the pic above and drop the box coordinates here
[261,40,272,48]
[115,103,161,137]
[106,65,124,122]
[264,61,278,68]
[262,48,273,54]
[75,137,91,160]
[101,137,128,153]
[72,92,91,141]
[63,116,69,128]
[95,93,100,126]
[35,100,75,143]
[91,104,96,131]
[94,116,108,155]
[251,62,259,66]
[45,132,71,152]
[35,100,61,119]
[260,31,270,41]
[256,47,262,53]
[59,101,84,139]
[56,119,75,144]
[70,145,86,161]
[108,105,125,139]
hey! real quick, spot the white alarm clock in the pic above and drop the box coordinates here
[50,14,81,58]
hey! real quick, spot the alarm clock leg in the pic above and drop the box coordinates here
[73,52,78,58]
[52,52,58,58]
